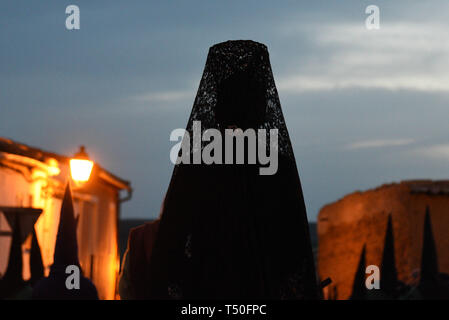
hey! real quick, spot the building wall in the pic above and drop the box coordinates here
[77,180,120,300]
[317,182,449,300]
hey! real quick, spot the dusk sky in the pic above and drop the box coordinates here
[1,1,449,221]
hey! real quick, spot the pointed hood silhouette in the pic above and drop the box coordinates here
[52,184,80,270]
[2,218,23,282]
[29,228,44,285]
[380,215,398,296]
[350,245,367,300]
[420,206,439,283]
[414,206,449,299]
[32,183,98,300]
[0,218,27,299]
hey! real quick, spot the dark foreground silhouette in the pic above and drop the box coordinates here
[32,184,98,300]
[122,40,319,300]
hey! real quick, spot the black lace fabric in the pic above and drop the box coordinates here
[181,40,293,162]
[145,40,319,300]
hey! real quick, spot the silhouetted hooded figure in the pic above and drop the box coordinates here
[118,219,161,299]
[119,196,166,299]
[32,184,98,300]
[145,40,318,299]
[0,218,31,299]
[350,245,367,300]
[420,207,438,283]
[379,215,400,298]
[29,228,44,286]
[417,207,449,299]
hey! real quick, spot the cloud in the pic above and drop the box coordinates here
[346,139,414,150]
[413,144,449,160]
[277,22,449,94]
[278,75,449,93]
[131,90,194,103]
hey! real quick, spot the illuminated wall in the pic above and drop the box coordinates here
[0,156,121,300]
[317,181,449,300]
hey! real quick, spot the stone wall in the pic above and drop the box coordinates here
[317,180,449,300]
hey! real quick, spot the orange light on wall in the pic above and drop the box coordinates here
[70,146,94,183]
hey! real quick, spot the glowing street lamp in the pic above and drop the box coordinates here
[70,146,94,183]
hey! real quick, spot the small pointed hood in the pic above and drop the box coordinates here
[2,218,23,283]
[380,215,398,295]
[350,245,367,300]
[0,218,24,298]
[52,184,80,271]
[30,228,44,285]
[420,206,438,283]
[32,183,99,300]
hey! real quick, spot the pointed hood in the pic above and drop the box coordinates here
[2,218,23,282]
[52,184,80,271]
[30,228,44,285]
[420,206,439,283]
[350,245,367,300]
[32,185,99,300]
[380,215,398,295]
[0,218,24,298]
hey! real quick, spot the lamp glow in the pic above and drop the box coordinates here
[70,159,93,182]
[70,146,94,183]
